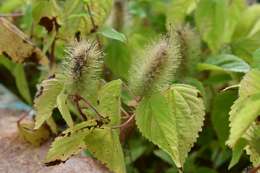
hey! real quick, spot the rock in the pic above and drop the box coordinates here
[0,109,109,173]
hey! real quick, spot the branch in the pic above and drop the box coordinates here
[86,3,102,49]
[76,94,104,119]
[249,166,260,173]
[70,95,87,121]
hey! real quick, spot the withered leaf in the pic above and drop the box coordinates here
[0,17,48,65]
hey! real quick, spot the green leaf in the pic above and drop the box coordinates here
[239,69,260,97]
[154,150,174,165]
[32,0,60,23]
[231,35,260,62]
[231,5,260,61]
[59,0,113,38]
[84,128,126,173]
[99,27,127,42]
[211,90,237,148]
[57,89,74,128]
[45,120,97,162]
[0,0,24,13]
[229,138,247,169]
[0,56,32,104]
[252,48,260,69]
[244,124,260,166]
[227,93,260,147]
[198,54,250,73]
[166,0,197,26]
[20,3,33,33]
[136,84,205,168]
[67,13,88,19]
[34,75,64,129]
[223,0,246,43]
[46,116,58,134]
[13,64,32,104]
[105,40,131,79]
[195,0,227,52]
[97,79,122,126]
[232,5,260,41]
[227,70,260,165]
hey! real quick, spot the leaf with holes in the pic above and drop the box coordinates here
[45,120,97,162]
[84,127,126,173]
[34,75,64,129]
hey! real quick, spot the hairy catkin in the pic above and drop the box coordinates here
[63,40,103,96]
[129,30,181,97]
[176,25,201,79]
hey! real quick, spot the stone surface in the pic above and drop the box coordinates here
[0,109,109,173]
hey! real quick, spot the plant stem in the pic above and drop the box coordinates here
[112,114,135,129]
[86,3,102,49]
[75,98,88,121]
[178,168,184,173]
[76,94,103,119]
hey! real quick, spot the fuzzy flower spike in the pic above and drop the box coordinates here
[63,40,103,97]
[129,30,181,97]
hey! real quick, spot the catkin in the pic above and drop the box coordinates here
[129,30,181,97]
[176,25,201,79]
[63,40,103,96]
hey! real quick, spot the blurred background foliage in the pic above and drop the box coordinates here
[0,0,260,172]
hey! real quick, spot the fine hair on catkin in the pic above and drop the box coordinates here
[129,29,181,97]
[63,40,103,96]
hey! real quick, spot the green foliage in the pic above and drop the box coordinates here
[211,90,237,148]
[2,0,260,172]
[57,89,74,128]
[231,4,260,61]
[198,54,250,73]
[0,56,32,104]
[227,90,260,148]
[195,0,227,52]
[34,75,64,129]
[166,0,197,26]
[136,84,205,169]
[85,128,126,173]
[229,138,247,169]
[45,120,97,162]
[227,70,260,166]
[97,79,122,126]
[105,40,131,79]
[99,26,127,43]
